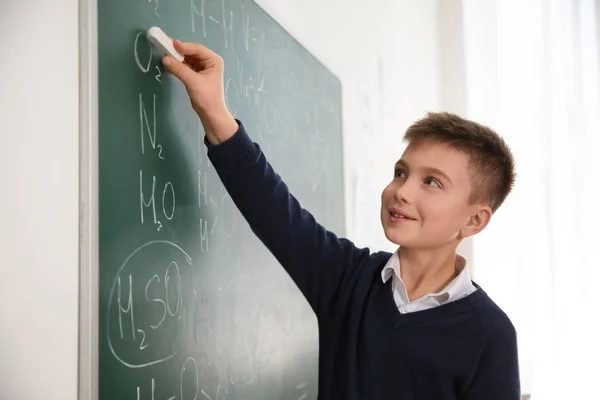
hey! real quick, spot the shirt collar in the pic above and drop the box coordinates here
[381,251,400,283]
[381,249,474,304]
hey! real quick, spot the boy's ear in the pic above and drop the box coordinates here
[460,205,492,238]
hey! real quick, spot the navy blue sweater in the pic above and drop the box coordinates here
[206,121,521,400]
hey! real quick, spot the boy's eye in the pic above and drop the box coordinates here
[394,169,407,178]
[424,177,441,188]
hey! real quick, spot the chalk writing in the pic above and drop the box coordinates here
[155,66,163,83]
[139,93,156,154]
[107,241,194,368]
[117,275,135,340]
[241,5,250,51]
[140,171,175,230]
[162,182,175,220]
[140,171,158,226]
[224,78,240,117]
[145,275,167,329]
[137,378,176,400]
[191,0,207,36]
[165,261,182,316]
[200,218,209,251]
[221,0,234,49]
[137,329,148,350]
[134,34,163,86]
[180,357,199,400]
[149,0,161,17]
[139,94,166,160]
[134,32,152,73]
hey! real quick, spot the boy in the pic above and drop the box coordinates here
[162,40,520,399]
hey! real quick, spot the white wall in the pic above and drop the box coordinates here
[0,0,80,399]
[435,0,474,265]
[0,0,444,398]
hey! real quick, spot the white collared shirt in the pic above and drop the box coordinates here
[381,250,477,314]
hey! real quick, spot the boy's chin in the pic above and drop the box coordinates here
[383,230,417,247]
[384,228,459,250]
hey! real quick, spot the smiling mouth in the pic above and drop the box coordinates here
[389,211,415,221]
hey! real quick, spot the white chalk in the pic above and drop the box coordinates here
[146,26,184,62]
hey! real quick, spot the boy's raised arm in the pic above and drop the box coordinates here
[163,40,363,315]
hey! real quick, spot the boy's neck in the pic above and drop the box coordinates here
[398,244,463,301]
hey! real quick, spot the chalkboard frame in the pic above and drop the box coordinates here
[79,0,100,398]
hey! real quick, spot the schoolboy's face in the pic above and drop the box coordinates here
[380,140,490,249]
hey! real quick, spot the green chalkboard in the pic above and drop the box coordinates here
[97,0,344,399]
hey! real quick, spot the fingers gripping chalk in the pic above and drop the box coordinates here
[146,26,184,62]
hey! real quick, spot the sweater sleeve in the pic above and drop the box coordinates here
[461,319,521,400]
[205,120,364,317]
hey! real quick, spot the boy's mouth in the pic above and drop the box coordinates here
[389,208,416,220]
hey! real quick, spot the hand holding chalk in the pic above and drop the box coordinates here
[148,27,237,144]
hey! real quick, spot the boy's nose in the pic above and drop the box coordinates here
[394,179,418,204]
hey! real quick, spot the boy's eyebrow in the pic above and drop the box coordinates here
[395,159,454,186]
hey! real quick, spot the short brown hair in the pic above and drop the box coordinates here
[403,111,516,212]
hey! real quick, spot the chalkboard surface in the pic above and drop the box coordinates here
[97,0,344,399]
